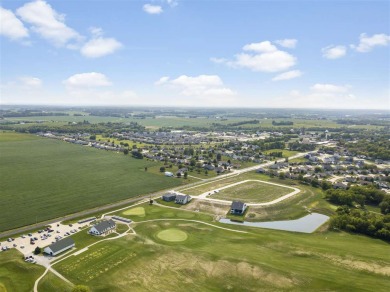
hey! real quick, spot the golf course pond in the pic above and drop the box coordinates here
[219,213,329,233]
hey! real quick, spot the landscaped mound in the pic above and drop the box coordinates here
[157,228,188,242]
[122,207,145,217]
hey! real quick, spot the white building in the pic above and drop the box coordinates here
[89,219,116,236]
[44,237,75,256]
[175,194,192,205]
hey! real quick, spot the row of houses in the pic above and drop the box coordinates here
[162,192,192,204]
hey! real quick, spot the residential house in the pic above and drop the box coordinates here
[162,193,177,202]
[230,201,247,215]
[175,194,192,205]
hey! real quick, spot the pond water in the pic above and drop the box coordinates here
[219,213,329,233]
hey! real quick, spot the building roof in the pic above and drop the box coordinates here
[163,193,176,198]
[231,201,245,210]
[176,194,189,200]
[92,219,116,233]
[47,237,74,253]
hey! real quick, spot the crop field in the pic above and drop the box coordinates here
[211,180,293,203]
[50,204,390,291]
[0,132,182,232]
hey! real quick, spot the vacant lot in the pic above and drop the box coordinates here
[0,132,181,232]
[52,204,390,291]
[211,180,293,203]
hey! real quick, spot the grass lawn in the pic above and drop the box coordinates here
[211,180,293,203]
[52,206,390,291]
[0,249,45,292]
[264,149,300,158]
[115,203,213,222]
[0,132,182,232]
[38,271,73,292]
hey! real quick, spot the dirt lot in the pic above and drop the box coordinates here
[181,199,230,216]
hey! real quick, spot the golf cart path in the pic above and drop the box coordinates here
[135,218,249,234]
[183,179,301,206]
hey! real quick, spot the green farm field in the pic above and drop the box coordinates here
[211,180,293,203]
[48,203,390,291]
[0,132,182,232]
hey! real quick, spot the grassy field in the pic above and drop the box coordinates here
[50,203,390,291]
[0,132,183,232]
[0,249,45,292]
[211,180,293,203]
[264,149,300,158]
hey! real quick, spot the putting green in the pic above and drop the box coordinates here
[157,228,188,242]
[122,207,145,217]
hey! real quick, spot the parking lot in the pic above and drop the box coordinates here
[0,220,88,256]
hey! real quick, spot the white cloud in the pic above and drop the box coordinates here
[272,70,302,81]
[243,41,277,53]
[214,40,297,72]
[269,84,356,108]
[0,7,29,40]
[275,39,297,48]
[20,76,42,88]
[155,76,170,85]
[156,74,235,97]
[63,72,112,88]
[81,36,122,58]
[311,83,349,93]
[322,45,346,59]
[166,0,179,7]
[16,0,81,47]
[351,33,390,53]
[210,57,228,64]
[143,4,163,14]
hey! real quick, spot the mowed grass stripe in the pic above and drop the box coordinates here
[0,133,181,232]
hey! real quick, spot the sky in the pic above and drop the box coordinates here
[0,0,389,109]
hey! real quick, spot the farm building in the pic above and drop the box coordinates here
[89,219,116,236]
[44,237,75,256]
[165,172,174,177]
[230,201,247,215]
[162,192,177,202]
[175,194,192,205]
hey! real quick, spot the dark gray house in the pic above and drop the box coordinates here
[162,192,177,202]
[230,201,247,215]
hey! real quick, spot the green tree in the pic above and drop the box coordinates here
[34,247,41,255]
[184,172,188,179]
[160,166,166,172]
[123,149,129,155]
[216,153,222,161]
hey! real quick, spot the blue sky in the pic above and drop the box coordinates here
[1,0,389,108]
